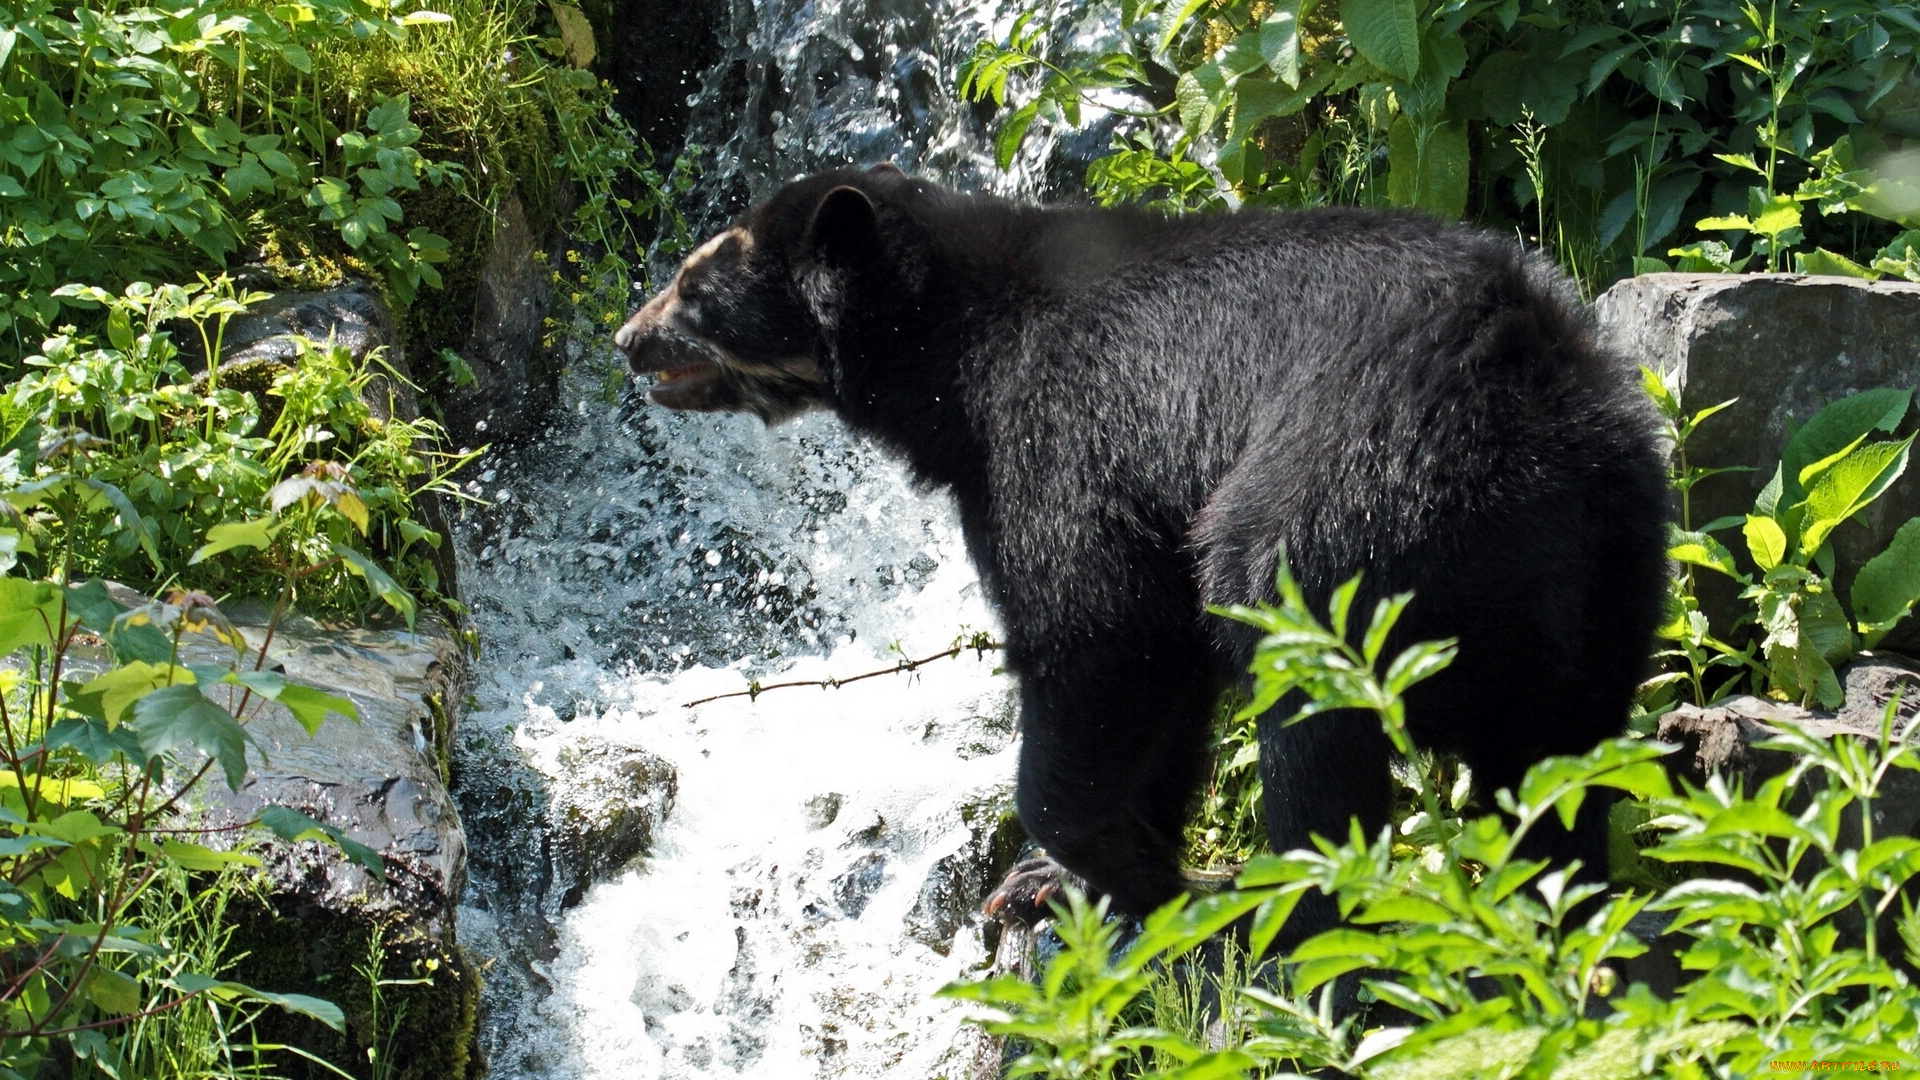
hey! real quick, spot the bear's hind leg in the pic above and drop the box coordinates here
[1258,704,1396,948]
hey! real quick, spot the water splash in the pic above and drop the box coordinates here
[450,1,1085,1072]
[453,397,1020,1077]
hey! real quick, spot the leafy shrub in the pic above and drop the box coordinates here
[946,551,1920,1078]
[1652,375,1920,709]
[0,573,380,1077]
[959,0,1920,291]
[0,0,684,367]
[0,277,468,618]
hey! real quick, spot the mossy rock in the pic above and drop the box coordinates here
[225,894,481,1080]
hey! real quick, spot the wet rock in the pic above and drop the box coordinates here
[805,791,845,829]
[98,583,482,1080]
[1596,273,1920,648]
[834,851,889,918]
[440,194,557,447]
[549,740,678,907]
[457,730,677,967]
[904,788,1024,954]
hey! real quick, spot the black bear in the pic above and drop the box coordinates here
[616,163,1670,934]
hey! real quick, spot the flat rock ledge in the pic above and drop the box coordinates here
[1616,656,1920,996]
[123,588,481,1080]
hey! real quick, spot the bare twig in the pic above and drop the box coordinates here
[682,634,1003,709]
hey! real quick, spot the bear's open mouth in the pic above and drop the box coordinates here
[647,356,725,409]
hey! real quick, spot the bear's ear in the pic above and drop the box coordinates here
[806,185,881,268]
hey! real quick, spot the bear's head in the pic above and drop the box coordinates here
[614,163,928,424]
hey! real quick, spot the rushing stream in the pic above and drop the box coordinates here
[450,1,1080,1075]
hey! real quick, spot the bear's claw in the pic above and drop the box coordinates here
[983,854,1085,925]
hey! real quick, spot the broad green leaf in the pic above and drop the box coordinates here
[172,973,345,1031]
[1853,517,1920,644]
[63,580,123,634]
[1342,0,1420,81]
[161,839,259,871]
[994,100,1038,170]
[129,684,251,792]
[1258,2,1305,87]
[81,477,161,570]
[224,670,359,735]
[1755,462,1785,517]
[1386,118,1469,219]
[1157,0,1213,53]
[1796,247,1880,280]
[190,517,279,564]
[1750,193,1802,238]
[332,543,417,628]
[1780,388,1912,500]
[34,809,117,844]
[1797,432,1870,488]
[86,968,142,1016]
[1801,436,1914,554]
[0,578,63,656]
[75,661,191,726]
[257,806,385,880]
[44,718,143,765]
[1176,60,1231,136]
[1743,516,1788,572]
[1671,528,1745,579]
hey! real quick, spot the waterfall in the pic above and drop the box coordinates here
[451,1,1075,1075]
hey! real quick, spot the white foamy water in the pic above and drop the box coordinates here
[453,402,1020,1078]
[502,654,1014,1079]
[448,0,1115,1072]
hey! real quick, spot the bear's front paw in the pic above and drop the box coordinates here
[983,854,1085,925]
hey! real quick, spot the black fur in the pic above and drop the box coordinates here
[618,166,1672,935]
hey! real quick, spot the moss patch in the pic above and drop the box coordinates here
[224,892,480,1080]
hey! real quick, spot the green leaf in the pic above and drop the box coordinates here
[1750,193,1803,239]
[161,839,259,871]
[1852,518,1920,644]
[45,718,143,765]
[86,968,142,1016]
[172,973,345,1031]
[1157,0,1214,53]
[1176,60,1231,136]
[75,660,188,726]
[1801,436,1914,555]
[64,580,123,634]
[1743,516,1788,572]
[994,100,1039,170]
[81,478,161,570]
[190,517,279,564]
[1780,388,1912,501]
[1258,2,1304,87]
[1796,247,1880,280]
[1671,528,1746,579]
[128,685,251,792]
[1386,118,1469,219]
[332,543,417,628]
[0,578,63,656]
[1342,0,1420,81]
[256,806,384,880]
[224,670,359,735]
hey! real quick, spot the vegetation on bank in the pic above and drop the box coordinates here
[949,544,1920,1078]
[960,0,1920,294]
[0,0,684,1069]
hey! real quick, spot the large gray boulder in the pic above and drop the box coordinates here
[1596,273,1920,645]
[130,591,482,1080]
